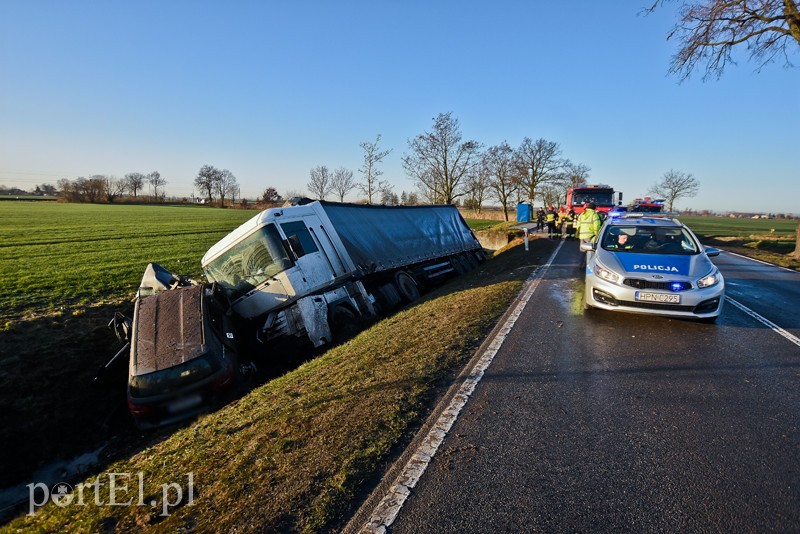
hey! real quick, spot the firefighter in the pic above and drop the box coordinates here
[577,201,602,247]
[564,208,576,238]
[545,206,558,239]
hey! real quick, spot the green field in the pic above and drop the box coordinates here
[0,202,258,320]
[678,215,797,238]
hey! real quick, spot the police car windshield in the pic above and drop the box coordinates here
[601,225,700,255]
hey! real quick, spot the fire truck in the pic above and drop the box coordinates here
[565,184,622,215]
[630,196,665,213]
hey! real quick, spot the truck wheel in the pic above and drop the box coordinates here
[463,253,479,270]
[450,256,466,275]
[332,306,359,343]
[394,271,420,303]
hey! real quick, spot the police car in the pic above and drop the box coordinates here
[580,214,725,322]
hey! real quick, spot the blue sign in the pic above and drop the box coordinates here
[616,253,690,276]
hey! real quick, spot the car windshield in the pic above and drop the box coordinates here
[601,225,700,255]
[203,223,292,300]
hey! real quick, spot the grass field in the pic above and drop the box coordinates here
[0,202,258,321]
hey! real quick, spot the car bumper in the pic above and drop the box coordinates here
[585,271,725,319]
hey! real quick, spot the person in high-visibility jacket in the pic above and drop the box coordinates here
[577,202,602,245]
[545,206,558,239]
[563,208,576,238]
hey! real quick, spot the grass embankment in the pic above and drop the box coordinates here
[6,235,554,532]
[679,216,799,271]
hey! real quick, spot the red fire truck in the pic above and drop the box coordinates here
[565,184,622,215]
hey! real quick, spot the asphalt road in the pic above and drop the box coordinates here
[354,239,800,533]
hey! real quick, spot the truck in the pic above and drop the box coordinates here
[565,184,623,216]
[629,196,665,213]
[126,200,485,427]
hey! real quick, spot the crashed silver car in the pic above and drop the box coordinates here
[580,214,725,322]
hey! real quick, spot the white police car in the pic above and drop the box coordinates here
[580,214,724,322]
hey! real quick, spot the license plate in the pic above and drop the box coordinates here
[166,394,203,414]
[635,291,680,304]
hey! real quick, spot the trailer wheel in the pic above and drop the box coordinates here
[450,256,466,275]
[394,271,420,303]
[462,253,479,270]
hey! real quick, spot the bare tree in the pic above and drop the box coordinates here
[195,164,221,204]
[649,169,700,211]
[307,165,332,200]
[147,171,166,201]
[261,187,282,205]
[216,169,237,206]
[562,160,592,189]
[124,172,146,198]
[330,167,356,202]
[484,142,518,221]
[104,176,127,203]
[646,0,800,80]
[515,137,563,205]
[463,164,492,215]
[403,113,482,205]
[358,134,392,204]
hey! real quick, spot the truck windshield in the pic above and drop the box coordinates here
[203,224,292,300]
[572,191,614,206]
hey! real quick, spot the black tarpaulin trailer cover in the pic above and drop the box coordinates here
[319,202,481,275]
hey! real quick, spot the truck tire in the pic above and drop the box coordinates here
[394,271,420,303]
[463,252,479,270]
[332,305,359,343]
[450,256,466,275]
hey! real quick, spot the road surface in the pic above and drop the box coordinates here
[350,240,800,533]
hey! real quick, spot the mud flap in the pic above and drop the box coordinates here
[297,295,332,347]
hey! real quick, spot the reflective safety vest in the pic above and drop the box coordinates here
[545,212,556,223]
[577,208,602,240]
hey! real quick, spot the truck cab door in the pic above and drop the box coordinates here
[280,217,341,291]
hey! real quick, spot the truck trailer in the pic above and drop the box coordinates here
[127,200,484,427]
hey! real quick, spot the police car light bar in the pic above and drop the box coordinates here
[615,212,681,220]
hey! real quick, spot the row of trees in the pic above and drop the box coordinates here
[301,114,593,221]
[300,112,706,221]
[57,172,166,203]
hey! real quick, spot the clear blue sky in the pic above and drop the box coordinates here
[1,1,798,213]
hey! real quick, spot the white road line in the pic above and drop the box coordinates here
[721,250,798,274]
[727,296,800,348]
[361,240,565,533]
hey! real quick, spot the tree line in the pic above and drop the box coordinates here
[56,172,166,203]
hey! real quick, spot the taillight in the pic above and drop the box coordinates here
[127,398,155,417]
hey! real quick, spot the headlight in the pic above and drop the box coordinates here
[697,270,720,288]
[595,262,620,283]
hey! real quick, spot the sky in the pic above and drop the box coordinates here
[1,1,798,214]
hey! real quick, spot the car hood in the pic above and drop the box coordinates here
[598,250,714,279]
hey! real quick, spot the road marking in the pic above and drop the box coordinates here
[727,296,800,348]
[720,250,798,274]
[361,240,565,533]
